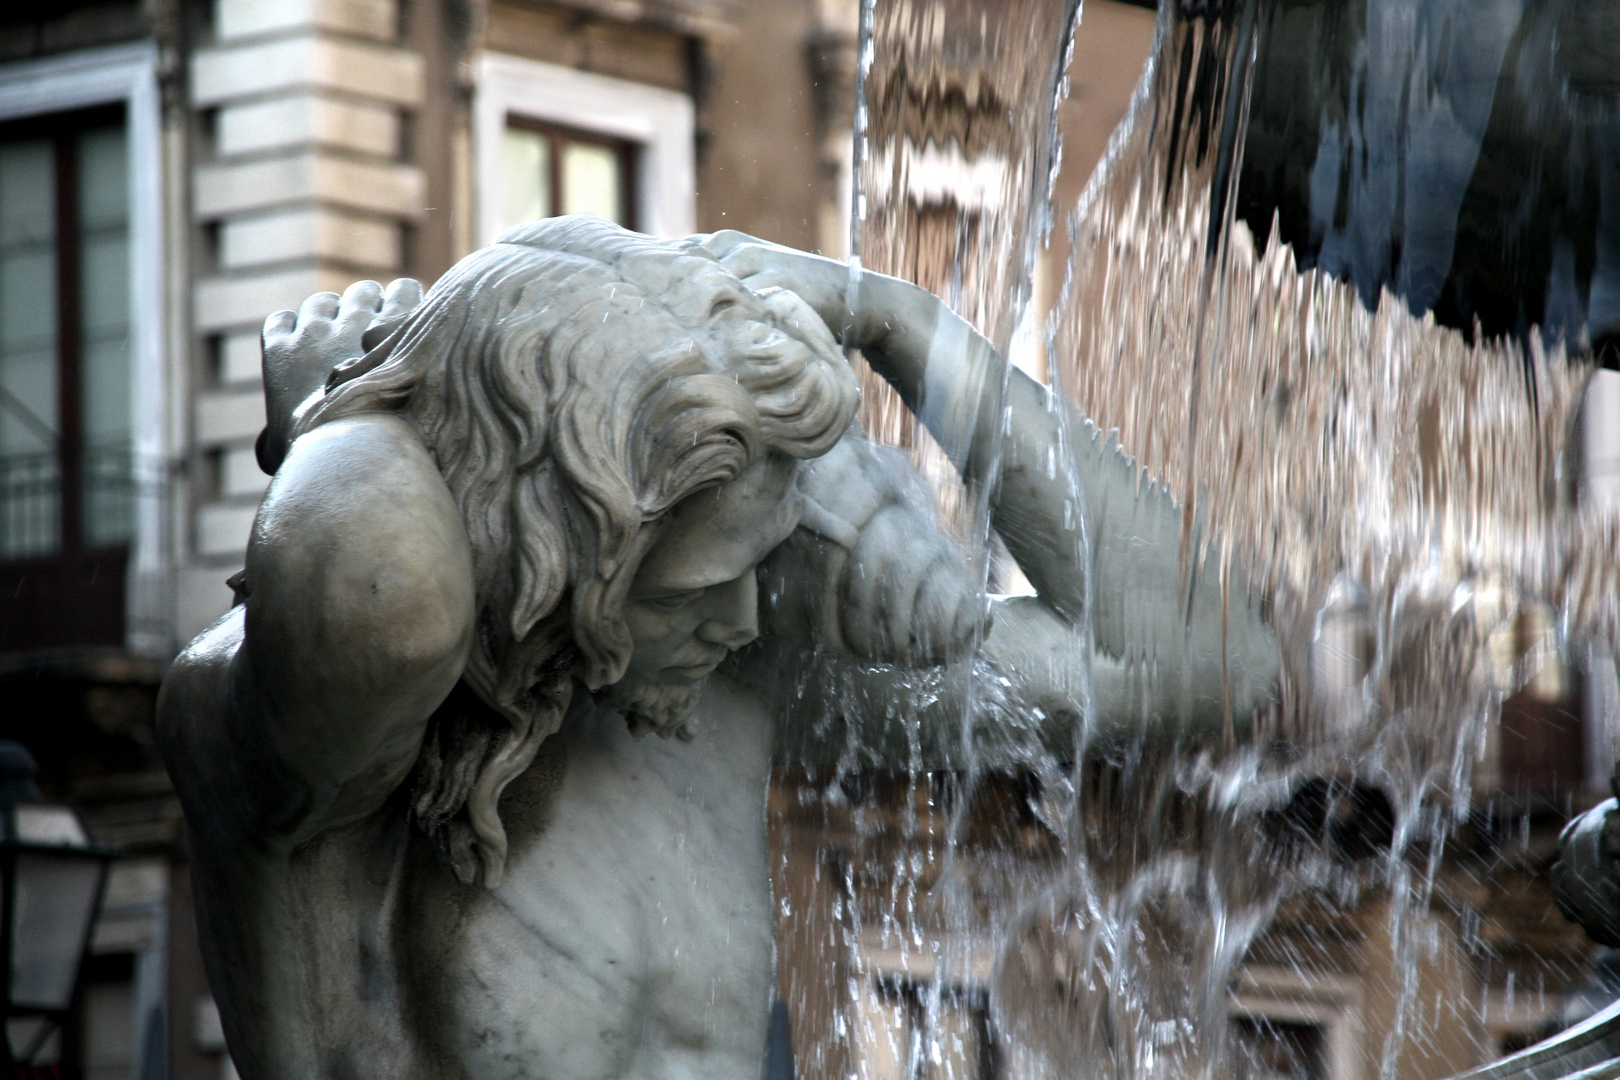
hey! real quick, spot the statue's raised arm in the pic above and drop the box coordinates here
[694,231,1280,760]
[159,283,476,853]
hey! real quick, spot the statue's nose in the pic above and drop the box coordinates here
[696,573,759,650]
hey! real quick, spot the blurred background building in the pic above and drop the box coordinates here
[0,1,1611,1078]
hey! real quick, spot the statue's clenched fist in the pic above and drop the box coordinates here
[256,277,423,474]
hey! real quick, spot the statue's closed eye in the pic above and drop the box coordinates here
[643,590,704,611]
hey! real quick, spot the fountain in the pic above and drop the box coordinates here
[153,1,1620,1079]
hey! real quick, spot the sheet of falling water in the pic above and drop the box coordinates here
[771,1,1620,1079]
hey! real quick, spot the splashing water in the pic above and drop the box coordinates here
[771,1,1620,1079]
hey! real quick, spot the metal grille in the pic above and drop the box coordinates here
[0,447,136,560]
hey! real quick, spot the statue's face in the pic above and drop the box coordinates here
[608,454,803,734]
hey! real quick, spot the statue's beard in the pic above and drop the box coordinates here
[600,672,704,741]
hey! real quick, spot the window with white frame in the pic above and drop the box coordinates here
[475,53,694,243]
[1231,1015,1328,1080]
[501,117,637,232]
[0,42,164,655]
[1230,968,1357,1080]
[0,104,133,562]
[862,974,998,1080]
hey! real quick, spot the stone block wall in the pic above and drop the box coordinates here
[179,0,426,637]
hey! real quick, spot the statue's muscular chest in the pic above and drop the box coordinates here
[431,676,778,1080]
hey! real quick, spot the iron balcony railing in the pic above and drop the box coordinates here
[0,447,137,561]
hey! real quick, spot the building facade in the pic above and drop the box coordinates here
[0,0,861,1075]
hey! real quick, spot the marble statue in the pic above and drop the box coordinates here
[157,217,1277,1080]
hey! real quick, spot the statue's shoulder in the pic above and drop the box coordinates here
[254,413,473,624]
[262,412,448,530]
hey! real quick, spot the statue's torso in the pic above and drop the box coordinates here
[435,674,777,1080]
[164,612,775,1080]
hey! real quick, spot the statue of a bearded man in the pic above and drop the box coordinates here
[158,217,1277,1080]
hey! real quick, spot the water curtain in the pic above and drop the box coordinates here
[783,0,1620,1078]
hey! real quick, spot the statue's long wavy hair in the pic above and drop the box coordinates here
[291,217,857,886]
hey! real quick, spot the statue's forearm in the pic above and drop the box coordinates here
[718,244,1280,746]
[854,270,1276,662]
[848,272,1102,623]
[766,595,1268,769]
[847,269,1280,727]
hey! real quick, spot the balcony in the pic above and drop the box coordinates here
[0,448,137,652]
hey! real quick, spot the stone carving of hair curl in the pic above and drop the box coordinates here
[290,217,858,886]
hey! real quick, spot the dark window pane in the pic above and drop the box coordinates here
[0,105,131,648]
[78,122,132,548]
[1231,1017,1326,1080]
[0,137,59,557]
